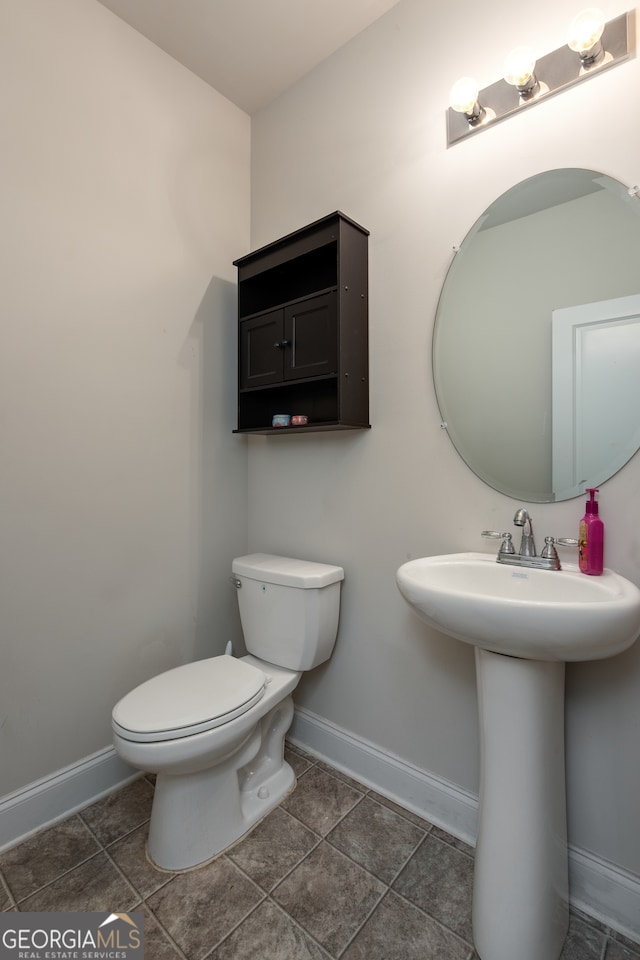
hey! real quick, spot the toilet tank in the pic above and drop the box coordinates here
[231,554,344,671]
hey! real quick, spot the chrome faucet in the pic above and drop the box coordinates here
[482,508,578,571]
[513,508,536,557]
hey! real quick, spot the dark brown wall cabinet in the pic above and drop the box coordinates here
[233,212,370,434]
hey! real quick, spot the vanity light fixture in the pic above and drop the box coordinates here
[567,7,606,66]
[503,46,540,99]
[447,9,632,146]
[449,76,485,124]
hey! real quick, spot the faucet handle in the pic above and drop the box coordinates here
[542,535,579,553]
[482,530,516,555]
[541,536,578,565]
[540,536,564,569]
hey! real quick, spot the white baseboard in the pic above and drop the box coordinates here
[0,747,139,852]
[568,845,640,943]
[289,706,640,944]
[289,705,478,845]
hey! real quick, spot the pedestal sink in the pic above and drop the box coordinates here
[396,552,640,960]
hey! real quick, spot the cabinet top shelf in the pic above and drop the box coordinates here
[233,211,369,269]
[233,421,371,435]
[238,285,337,324]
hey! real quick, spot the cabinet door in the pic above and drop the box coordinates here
[239,310,284,388]
[284,292,337,381]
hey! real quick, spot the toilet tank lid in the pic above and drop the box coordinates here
[232,553,344,588]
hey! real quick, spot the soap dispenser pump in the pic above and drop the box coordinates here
[579,488,604,576]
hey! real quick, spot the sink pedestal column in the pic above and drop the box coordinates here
[473,648,569,960]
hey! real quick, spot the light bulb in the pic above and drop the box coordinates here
[449,77,481,117]
[504,47,536,87]
[568,8,606,60]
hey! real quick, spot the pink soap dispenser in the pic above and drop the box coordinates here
[578,488,604,575]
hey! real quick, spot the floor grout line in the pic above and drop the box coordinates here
[11,847,108,908]
[264,896,335,960]
[334,884,388,960]
[140,900,191,960]
[198,882,270,960]
[101,843,150,909]
[0,870,15,910]
[389,884,477,952]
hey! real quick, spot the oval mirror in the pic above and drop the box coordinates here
[433,168,640,502]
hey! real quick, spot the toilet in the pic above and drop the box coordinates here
[111,553,344,871]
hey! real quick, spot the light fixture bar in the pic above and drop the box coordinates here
[447,10,632,147]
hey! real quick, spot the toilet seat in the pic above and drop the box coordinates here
[112,656,266,743]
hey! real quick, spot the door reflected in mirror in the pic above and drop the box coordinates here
[433,168,640,502]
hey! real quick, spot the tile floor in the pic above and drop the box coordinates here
[1,744,639,960]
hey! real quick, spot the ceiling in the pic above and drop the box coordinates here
[96,0,401,114]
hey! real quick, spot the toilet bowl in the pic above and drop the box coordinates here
[112,554,343,871]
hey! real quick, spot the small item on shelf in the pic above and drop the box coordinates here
[291,415,308,426]
[272,414,291,428]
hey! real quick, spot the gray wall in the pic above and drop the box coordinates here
[0,0,250,796]
[249,0,640,879]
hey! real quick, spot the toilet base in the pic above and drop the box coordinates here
[147,696,296,871]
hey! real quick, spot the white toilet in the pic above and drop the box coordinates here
[111,553,343,872]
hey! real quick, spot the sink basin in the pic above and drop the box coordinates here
[396,552,640,661]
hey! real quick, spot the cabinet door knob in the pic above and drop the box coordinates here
[274,340,290,348]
